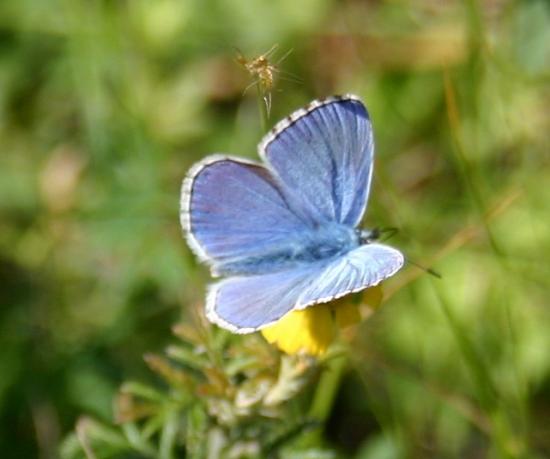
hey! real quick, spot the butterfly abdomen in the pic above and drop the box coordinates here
[214,222,359,276]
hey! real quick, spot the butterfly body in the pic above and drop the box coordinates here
[181,95,404,333]
[214,221,360,276]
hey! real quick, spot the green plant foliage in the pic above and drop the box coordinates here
[1,0,549,457]
[60,323,324,458]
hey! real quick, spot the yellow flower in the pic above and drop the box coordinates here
[261,285,383,356]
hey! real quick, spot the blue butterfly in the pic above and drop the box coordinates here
[180,95,404,333]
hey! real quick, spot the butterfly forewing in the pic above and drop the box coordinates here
[260,96,373,227]
[181,155,308,274]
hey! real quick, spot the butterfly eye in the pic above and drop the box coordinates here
[358,229,379,244]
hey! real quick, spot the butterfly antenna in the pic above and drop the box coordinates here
[377,227,440,277]
[378,227,399,241]
[405,258,442,279]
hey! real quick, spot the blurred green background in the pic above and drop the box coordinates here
[1,0,549,457]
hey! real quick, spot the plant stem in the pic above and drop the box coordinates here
[302,349,348,446]
[309,352,347,421]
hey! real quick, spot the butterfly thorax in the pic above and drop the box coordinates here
[213,222,360,276]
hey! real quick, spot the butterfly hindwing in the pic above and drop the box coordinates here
[207,243,403,332]
[206,265,319,333]
[297,243,404,309]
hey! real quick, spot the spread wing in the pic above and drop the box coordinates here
[181,155,309,275]
[260,95,374,227]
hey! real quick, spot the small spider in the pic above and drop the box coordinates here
[235,44,294,116]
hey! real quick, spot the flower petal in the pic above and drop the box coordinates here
[334,300,361,328]
[362,285,383,310]
[261,285,385,355]
[261,305,335,356]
